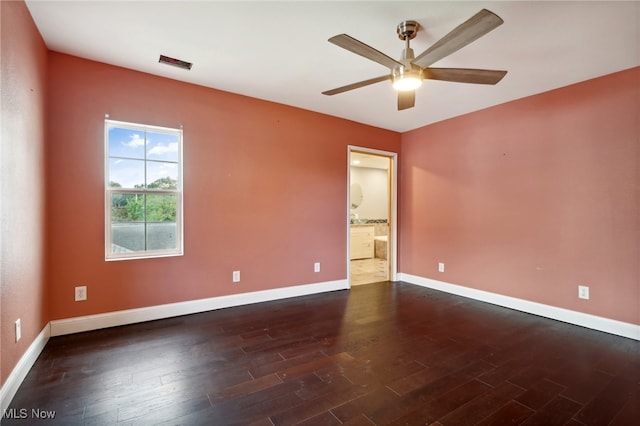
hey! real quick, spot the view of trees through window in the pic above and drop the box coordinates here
[109,178,177,223]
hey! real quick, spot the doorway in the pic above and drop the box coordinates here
[348,147,397,286]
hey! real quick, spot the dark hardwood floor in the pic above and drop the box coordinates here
[5,282,639,425]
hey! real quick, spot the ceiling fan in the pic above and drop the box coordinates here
[322,9,507,111]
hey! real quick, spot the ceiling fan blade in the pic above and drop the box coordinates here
[322,75,391,96]
[398,90,415,110]
[424,68,507,84]
[413,9,504,68]
[329,34,404,70]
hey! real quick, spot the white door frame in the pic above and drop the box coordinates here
[347,145,398,286]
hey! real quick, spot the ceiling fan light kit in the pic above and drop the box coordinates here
[392,67,423,91]
[322,9,507,111]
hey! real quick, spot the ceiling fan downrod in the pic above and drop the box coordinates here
[396,20,421,64]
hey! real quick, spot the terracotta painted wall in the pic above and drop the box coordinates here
[46,53,400,320]
[0,1,49,387]
[400,67,640,325]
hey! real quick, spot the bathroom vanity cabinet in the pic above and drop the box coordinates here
[350,225,374,260]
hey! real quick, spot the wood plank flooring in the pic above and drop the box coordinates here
[4,282,639,425]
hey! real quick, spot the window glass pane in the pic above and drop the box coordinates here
[109,158,145,189]
[111,223,145,252]
[108,127,145,159]
[146,131,179,162]
[147,223,177,250]
[111,193,145,222]
[146,162,178,189]
[146,194,176,222]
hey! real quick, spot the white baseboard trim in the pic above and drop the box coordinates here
[1,324,51,413]
[398,273,640,341]
[50,279,349,337]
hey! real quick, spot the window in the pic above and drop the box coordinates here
[105,119,183,260]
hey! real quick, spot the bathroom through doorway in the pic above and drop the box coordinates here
[348,147,397,286]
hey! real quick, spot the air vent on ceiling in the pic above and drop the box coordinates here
[159,55,192,70]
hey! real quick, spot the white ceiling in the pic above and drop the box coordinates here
[25,1,639,133]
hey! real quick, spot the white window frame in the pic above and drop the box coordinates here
[105,119,183,261]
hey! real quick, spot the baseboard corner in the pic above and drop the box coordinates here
[1,323,51,412]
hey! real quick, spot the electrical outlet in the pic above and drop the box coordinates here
[232,271,240,283]
[314,262,321,273]
[15,319,21,342]
[438,262,445,273]
[75,285,87,301]
[578,285,590,300]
